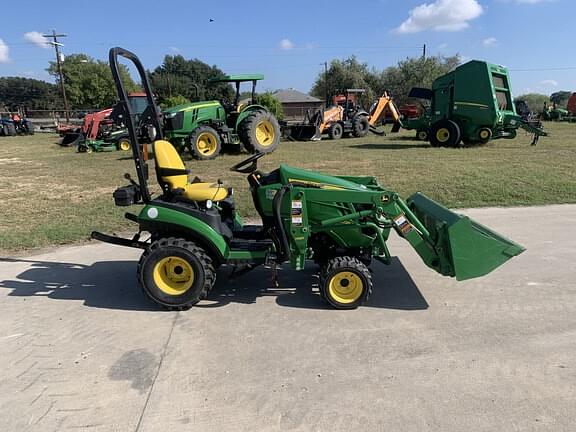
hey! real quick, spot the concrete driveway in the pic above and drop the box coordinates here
[1,205,575,431]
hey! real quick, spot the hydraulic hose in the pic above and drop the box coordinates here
[272,184,292,263]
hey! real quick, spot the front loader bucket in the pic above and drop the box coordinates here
[407,192,525,281]
[287,125,321,141]
[61,132,84,147]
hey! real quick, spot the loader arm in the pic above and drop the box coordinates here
[368,92,402,127]
[280,184,524,281]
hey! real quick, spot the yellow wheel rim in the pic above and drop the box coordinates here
[328,272,364,304]
[153,256,194,296]
[255,120,275,147]
[480,130,490,140]
[436,128,450,143]
[196,132,218,156]
[119,140,131,151]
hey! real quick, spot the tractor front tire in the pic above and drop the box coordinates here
[352,115,370,137]
[239,110,281,153]
[319,257,372,309]
[416,129,429,141]
[1,125,8,136]
[117,137,132,151]
[189,126,222,160]
[138,238,216,311]
[328,122,343,140]
[429,120,461,148]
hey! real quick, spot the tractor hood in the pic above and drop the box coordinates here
[279,164,380,191]
[163,100,221,116]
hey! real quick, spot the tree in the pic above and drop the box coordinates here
[0,77,59,111]
[160,95,191,109]
[310,55,461,108]
[47,54,139,109]
[149,55,234,104]
[374,55,461,106]
[255,92,284,120]
[550,91,572,108]
[515,93,549,113]
[311,56,375,107]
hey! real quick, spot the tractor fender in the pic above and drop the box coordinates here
[138,205,229,263]
[235,104,268,129]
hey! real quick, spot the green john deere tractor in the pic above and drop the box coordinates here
[92,47,525,311]
[162,74,281,160]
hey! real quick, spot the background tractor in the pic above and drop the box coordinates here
[402,60,547,146]
[60,93,147,152]
[92,47,525,311]
[287,89,403,141]
[162,74,281,160]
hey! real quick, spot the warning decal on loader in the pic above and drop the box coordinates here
[291,201,303,225]
[393,214,414,235]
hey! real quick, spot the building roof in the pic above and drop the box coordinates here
[274,89,322,104]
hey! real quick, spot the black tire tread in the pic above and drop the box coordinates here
[238,110,281,153]
[319,256,373,309]
[189,125,222,160]
[137,237,216,311]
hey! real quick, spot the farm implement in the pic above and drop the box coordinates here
[403,60,548,146]
[92,47,525,311]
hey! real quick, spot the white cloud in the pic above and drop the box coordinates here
[396,0,483,33]
[482,37,498,47]
[24,31,50,49]
[438,43,449,50]
[279,39,294,50]
[540,79,558,87]
[169,46,181,53]
[511,0,552,3]
[0,39,10,63]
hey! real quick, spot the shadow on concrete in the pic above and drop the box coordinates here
[0,258,157,311]
[0,256,428,312]
[202,257,428,311]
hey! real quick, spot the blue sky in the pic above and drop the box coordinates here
[0,0,574,97]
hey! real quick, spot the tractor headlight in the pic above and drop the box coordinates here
[206,200,213,209]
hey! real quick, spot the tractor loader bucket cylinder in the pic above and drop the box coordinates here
[61,132,84,147]
[407,192,525,281]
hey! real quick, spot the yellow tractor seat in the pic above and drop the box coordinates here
[153,140,229,202]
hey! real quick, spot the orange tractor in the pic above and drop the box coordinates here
[287,89,402,141]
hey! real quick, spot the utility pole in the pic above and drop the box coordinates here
[323,61,328,107]
[43,30,69,122]
[422,44,427,60]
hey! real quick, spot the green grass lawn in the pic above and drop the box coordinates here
[1,122,575,253]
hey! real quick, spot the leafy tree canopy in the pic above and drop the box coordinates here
[515,93,549,113]
[0,77,59,111]
[311,55,461,107]
[255,92,284,120]
[149,55,234,104]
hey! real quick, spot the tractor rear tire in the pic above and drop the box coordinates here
[319,256,372,310]
[1,125,8,136]
[239,110,281,154]
[138,237,216,311]
[429,120,461,148]
[189,126,222,160]
[328,122,343,140]
[352,115,370,137]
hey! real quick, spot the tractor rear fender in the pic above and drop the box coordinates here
[235,104,268,129]
[137,205,229,263]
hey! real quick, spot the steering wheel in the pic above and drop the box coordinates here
[230,152,266,173]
